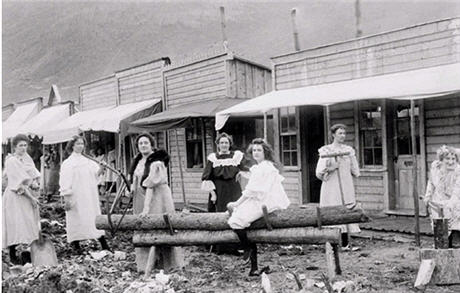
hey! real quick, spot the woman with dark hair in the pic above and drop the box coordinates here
[316,123,360,248]
[128,132,183,272]
[227,138,290,276]
[3,134,41,264]
[201,132,248,213]
[424,145,460,247]
[59,135,109,253]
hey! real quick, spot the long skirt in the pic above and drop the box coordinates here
[133,185,184,272]
[2,188,40,248]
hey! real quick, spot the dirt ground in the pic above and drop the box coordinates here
[2,203,460,293]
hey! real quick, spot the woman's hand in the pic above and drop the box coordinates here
[227,201,237,210]
[210,190,217,203]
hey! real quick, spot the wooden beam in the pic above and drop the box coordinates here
[411,99,421,247]
[133,227,341,246]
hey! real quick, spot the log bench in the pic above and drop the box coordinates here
[96,205,369,279]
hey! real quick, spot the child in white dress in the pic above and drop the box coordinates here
[227,138,290,276]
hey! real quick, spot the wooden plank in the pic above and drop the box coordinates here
[355,194,384,203]
[329,102,354,111]
[168,85,227,101]
[426,125,460,136]
[236,60,247,97]
[165,63,225,86]
[329,110,354,120]
[225,60,237,98]
[426,135,460,145]
[354,178,383,187]
[425,116,460,127]
[166,75,226,96]
[425,107,460,119]
[164,54,227,77]
[424,97,460,109]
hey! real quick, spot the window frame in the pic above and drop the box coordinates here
[184,118,207,171]
[358,100,384,167]
[279,106,299,168]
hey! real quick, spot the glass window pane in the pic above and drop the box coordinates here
[374,130,382,146]
[363,149,373,165]
[283,152,291,166]
[374,148,383,165]
[282,136,290,151]
[291,152,298,166]
[363,131,373,147]
[281,116,288,133]
[290,135,297,151]
[288,110,296,132]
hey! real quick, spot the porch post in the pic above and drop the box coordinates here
[263,112,268,141]
[410,99,421,247]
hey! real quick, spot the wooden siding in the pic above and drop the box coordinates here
[355,171,385,211]
[329,102,356,147]
[424,95,460,165]
[226,58,272,98]
[80,76,117,111]
[273,18,460,90]
[116,61,164,105]
[282,171,302,204]
[164,55,228,108]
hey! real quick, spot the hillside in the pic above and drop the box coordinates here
[3,0,459,104]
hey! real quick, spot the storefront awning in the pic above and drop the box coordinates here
[43,99,161,144]
[215,62,460,130]
[18,103,71,138]
[80,99,161,135]
[130,98,246,132]
[42,106,114,145]
[2,100,41,142]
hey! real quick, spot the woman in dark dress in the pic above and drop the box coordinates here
[201,133,248,253]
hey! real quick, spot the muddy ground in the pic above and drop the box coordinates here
[2,203,460,293]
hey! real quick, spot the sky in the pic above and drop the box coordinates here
[2,0,460,105]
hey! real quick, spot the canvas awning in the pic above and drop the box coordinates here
[215,62,460,130]
[43,99,161,144]
[80,99,161,135]
[130,98,245,132]
[18,103,71,138]
[2,100,41,142]
[42,106,114,145]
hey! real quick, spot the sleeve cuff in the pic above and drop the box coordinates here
[201,180,216,192]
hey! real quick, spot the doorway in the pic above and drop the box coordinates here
[392,101,426,215]
[299,105,325,203]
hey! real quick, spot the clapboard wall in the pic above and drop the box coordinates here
[164,52,271,204]
[80,75,118,111]
[116,59,166,105]
[271,18,460,211]
[424,95,460,164]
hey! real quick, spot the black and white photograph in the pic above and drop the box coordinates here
[2,0,460,292]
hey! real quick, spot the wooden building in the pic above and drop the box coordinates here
[160,49,272,205]
[265,17,460,214]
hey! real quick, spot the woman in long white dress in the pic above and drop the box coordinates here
[227,138,290,276]
[316,123,360,248]
[424,145,460,247]
[128,133,184,272]
[59,135,109,253]
[3,134,41,264]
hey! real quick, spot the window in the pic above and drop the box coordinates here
[185,119,205,169]
[359,101,383,166]
[280,107,298,167]
[395,105,420,155]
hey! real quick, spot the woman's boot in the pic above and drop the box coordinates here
[248,244,259,276]
[99,236,110,251]
[234,229,253,262]
[9,245,20,265]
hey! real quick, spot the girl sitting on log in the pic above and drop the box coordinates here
[424,145,460,248]
[129,132,184,272]
[227,138,290,276]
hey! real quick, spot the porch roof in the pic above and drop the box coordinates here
[215,62,460,130]
[129,98,245,132]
